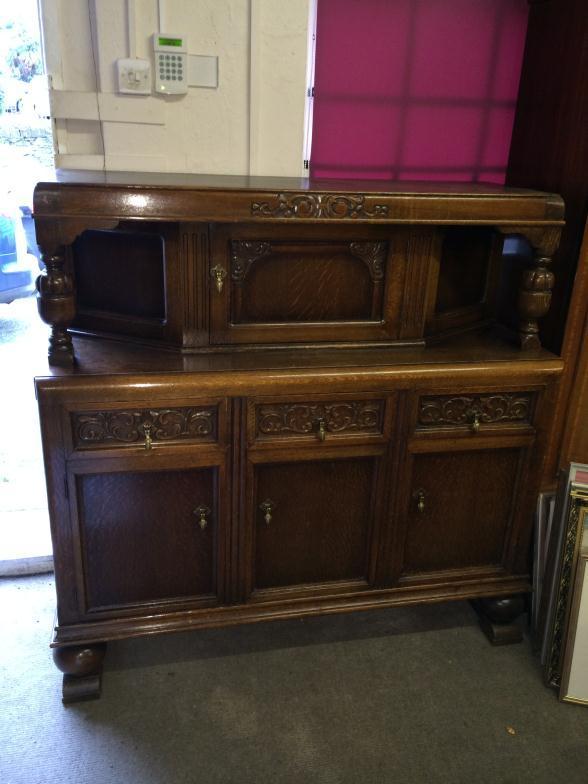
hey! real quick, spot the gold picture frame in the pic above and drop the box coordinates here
[544,485,588,691]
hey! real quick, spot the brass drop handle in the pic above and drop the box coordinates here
[193,505,211,530]
[259,499,274,526]
[142,422,153,450]
[414,489,426,514]
[210,265,227,294]
[471,412,481,434]
[316,418,327,442]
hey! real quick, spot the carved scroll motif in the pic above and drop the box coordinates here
[251,193,389,220]
[256,401,384,437]
[418,393,534,428]
[230,241,272,283]
[73,406,216,447]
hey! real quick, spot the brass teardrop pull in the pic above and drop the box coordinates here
[316,418,327,442]
[210,265,227,293]
[413,489,426,514]
[142,422,153,450]
[193,505,211,530]
[259,499,274,526]
[471,412,481,434]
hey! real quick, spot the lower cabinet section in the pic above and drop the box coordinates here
[37,374,555,700]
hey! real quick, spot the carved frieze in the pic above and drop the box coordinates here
[73,406,217,447]
[251,193,389,220]
[256,400,384,438]
[417,393,534,429]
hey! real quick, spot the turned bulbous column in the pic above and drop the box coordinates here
[36,248,76,367]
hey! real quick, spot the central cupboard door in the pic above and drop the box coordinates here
[209,224,406,345]
[244,449,388,599]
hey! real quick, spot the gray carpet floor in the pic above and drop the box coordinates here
[2,575,588,784]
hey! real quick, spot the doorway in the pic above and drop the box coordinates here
[0,0,54,574]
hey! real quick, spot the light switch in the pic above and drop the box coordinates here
[117,58,151,95]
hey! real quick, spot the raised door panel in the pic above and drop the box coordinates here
[72,463,223,613]
[246,454,383,598]
[209,224,406,345]
[399,447,525,579]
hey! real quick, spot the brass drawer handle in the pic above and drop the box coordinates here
[259,499,274,526]
[471,412,481,434]
[413,489,426,514]
[316,418,327,442]
[193,505,211,530]
[142,422,153,450]
[210,265,227,293]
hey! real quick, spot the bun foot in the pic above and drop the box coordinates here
[471,595,526,646]
[53,643,107,703]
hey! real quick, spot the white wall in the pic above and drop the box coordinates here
[40,0,312,176]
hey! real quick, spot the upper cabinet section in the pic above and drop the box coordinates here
[32,174,564,366]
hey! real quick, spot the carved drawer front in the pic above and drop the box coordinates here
[416,391,535,434]
[252,398,387,444]
[71,404,220,451]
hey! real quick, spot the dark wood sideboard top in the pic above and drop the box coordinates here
[33,171,565,226]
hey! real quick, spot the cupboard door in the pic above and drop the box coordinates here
[71,463,224,612]
[209,225,404,345]
[247,454,383,597]
[400,447,526,578]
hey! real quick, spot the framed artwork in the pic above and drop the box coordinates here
[560,550,588,705]
[543,479,588,691]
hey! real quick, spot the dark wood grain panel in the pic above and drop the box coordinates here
[77,467,218,609]
[402,449,522,575]
[253,457,376,590]
[229,240,385,324]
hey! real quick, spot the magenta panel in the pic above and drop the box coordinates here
[310,0,528,183]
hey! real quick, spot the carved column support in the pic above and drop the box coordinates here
[36,247,76,366]
[497,225,561,350]
[53,642,107,703]
[517,253,555,350]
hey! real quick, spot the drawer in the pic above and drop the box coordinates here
[68,401,225,453]
[415,391,536,435]
[249,396,388,445]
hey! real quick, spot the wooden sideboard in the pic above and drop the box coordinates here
[33,173,565,701]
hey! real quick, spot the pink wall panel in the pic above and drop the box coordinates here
[310,0,528,183]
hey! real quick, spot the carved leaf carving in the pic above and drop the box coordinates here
[256,401,384,437]
[230,240,272,282]
[251,193,389,220]
[418,393,533,428]
[73,406,216,447]
[349,241,387,280]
